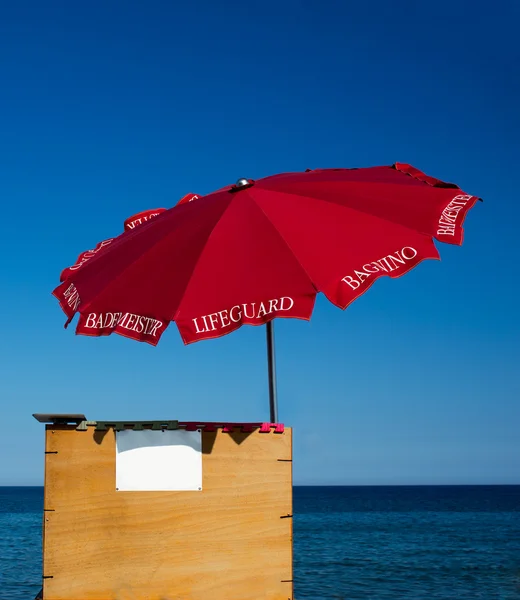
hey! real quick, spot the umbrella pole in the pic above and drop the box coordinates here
[266,321,278,423]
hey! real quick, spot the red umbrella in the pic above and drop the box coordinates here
[53,164,480,420]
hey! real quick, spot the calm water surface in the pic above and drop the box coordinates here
[1,485,520,599]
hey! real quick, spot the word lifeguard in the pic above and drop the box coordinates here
[192,297,295,334]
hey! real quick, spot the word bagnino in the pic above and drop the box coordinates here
[341,246,418,290]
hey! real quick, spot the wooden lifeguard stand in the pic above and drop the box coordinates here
[34,414,293,600]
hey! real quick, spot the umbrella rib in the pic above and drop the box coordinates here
[172,198,237,321]
[246,194,319,293]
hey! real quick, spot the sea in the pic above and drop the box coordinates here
[1,485,520,600]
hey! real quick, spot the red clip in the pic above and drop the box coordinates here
[203,423,217,432]
[221,424,236,433]
[241,423,255,433]
[184,422,198,431]
[259,423,285,433]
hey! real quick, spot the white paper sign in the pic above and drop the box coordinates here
[115,429,202,492]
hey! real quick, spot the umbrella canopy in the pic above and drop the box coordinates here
[59,208,167,282]
[53,163,479,347]
[59,194,199,282]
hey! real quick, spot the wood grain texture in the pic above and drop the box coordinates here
[43,425,293,600]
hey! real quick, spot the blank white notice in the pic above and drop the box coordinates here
[115,429,202,492]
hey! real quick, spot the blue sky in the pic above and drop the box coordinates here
[1,0,519,485]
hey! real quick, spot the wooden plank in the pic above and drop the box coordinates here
[33,413,86,424]
[43,425,293,600]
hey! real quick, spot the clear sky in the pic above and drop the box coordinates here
[1,0,519,486]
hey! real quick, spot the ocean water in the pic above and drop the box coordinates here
[293,486,520,599]
[1,486,520,600]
